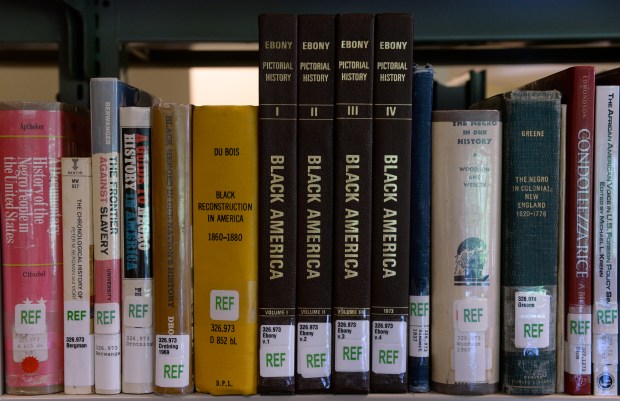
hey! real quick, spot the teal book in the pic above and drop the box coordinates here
[472,90,562,395]
[408,64,434,393]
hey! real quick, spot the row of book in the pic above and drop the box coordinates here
[437,65,620,397]
[255,12,618,397]
[0,95,258,395]
[0,11,619,399]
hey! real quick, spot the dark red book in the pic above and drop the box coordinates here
[0,102,90,395]
[520,66,595,395]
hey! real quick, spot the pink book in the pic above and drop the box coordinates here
[0,102,89,394]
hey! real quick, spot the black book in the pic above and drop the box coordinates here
[331,13,374,394]
[295,14,335,393]
[257,13,298,394]
[370,13,414,393]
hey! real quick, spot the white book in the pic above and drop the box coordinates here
[90,78,158,394]
[593,85,619,396]
[120,107,154,394]
[430,110,502,394]
[61,157,94,394]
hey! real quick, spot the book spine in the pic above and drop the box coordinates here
[151,104,193,395]
[498,91,561,395]
[430,110,501,395]
[62,157,95,395]
[408,65,434,393]
[258,13,298,394]
[90,79,122,394]
[295,14,335,393]
[0,242,2,396]
[370,13,413,393]
[556,104,568,394]
[0,107,85,394]
[563,68,595,395]
[192,106,258,395]
[593,85,619,396]
[332,13,374,394]
[120,107,154,394]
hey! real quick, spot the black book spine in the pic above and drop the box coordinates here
[370,13,414,393]
[295,14,335,393]
[332,13,374,394]
[258,13,298,394]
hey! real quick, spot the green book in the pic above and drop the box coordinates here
[472,90,562,395]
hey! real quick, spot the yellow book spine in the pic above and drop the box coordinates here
[192,106,258,395]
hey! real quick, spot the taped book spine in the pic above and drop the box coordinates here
[151,104,194,395]
[430,110,501,395]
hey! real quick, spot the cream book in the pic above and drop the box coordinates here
[430,110,501,395]
[62,157,94,394]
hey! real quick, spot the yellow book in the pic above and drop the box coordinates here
[193,106,258,395]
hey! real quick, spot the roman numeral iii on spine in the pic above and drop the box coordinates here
[332,13,374,394]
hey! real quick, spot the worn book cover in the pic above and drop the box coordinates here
[0,102,89,394]
[473,90,561,394]
[520,66,596,395]
[151,104,193,395]
[430,110,501,395]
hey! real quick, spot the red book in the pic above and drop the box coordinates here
[520,66,596,395]
[0,102,89,394]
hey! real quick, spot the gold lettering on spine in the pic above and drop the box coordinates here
[306,156,322,279]
[269,155,285,280]
[344,155,360,279]
[382,155,398,278]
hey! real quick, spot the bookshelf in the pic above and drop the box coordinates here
[0,393,607,401]
[0,0,619,399]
